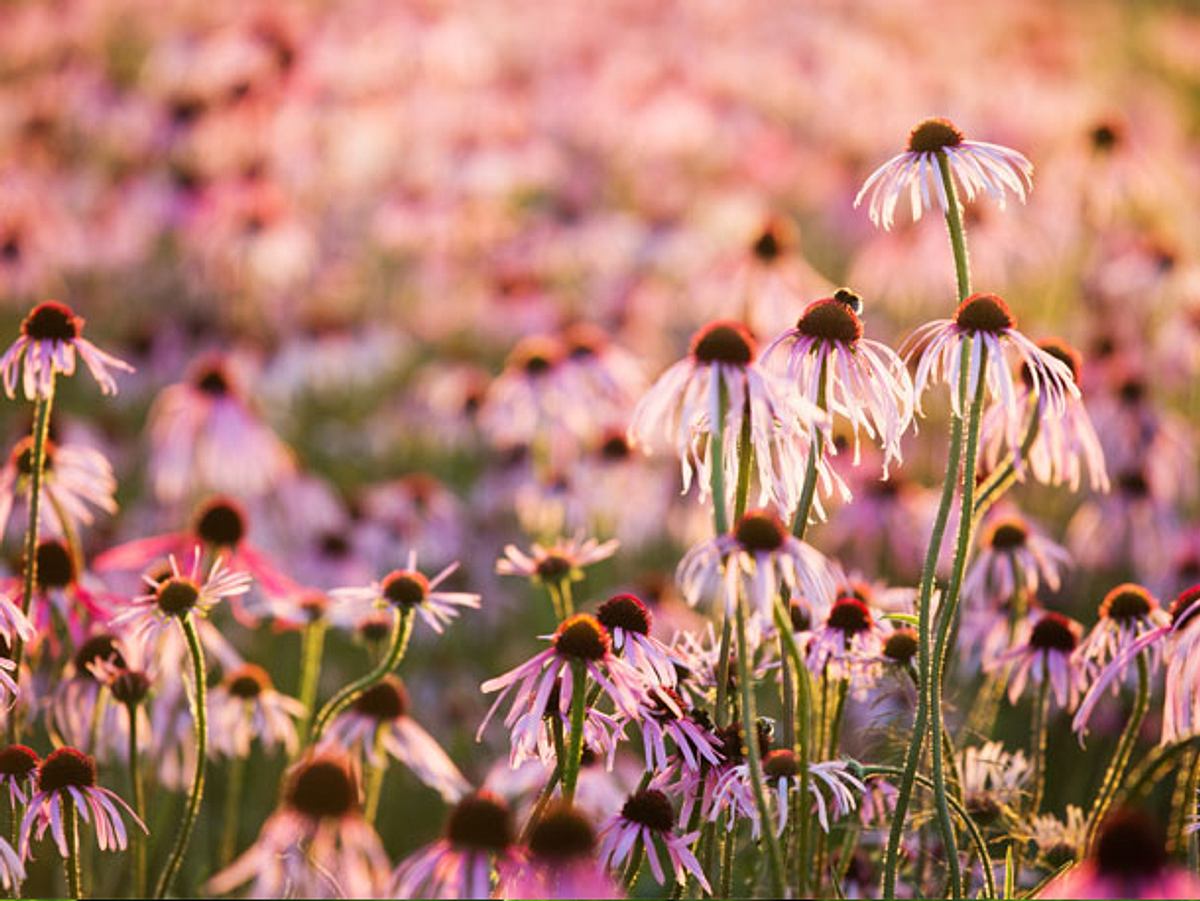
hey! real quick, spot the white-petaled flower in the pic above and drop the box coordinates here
[391,791,524,899]
[496,534,619,585]
[981,338,1109,493]
[19,747,145,858]
[207,752,390,898]
[906,293,1080,459]
[713,751,864,838]
[0,436,117,544]
[330,550,480,635]
[109,551,253,648]
[764,290,914,477]
[854,117,1032,231]
[597,788,708,891]
[990,612,1086,710]
[958,742,1029,826]
[676,508,834,620]
[0,300,133,399]
[629,320,825,516]
[1074,583,1170,686]
[963,514,1072,608]
[323,676,469,804]
[1031,805,1088,869]
[209,663,306,759]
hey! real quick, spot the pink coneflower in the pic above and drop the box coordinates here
[19,747,145,857]
[329,550,480,636]
[95,496,298,621]
[982,338,1109,493]
[712,751,864,837]
[676,508,834,619]
[1031,804,1088,869]
[209,663,305,759]
[508,803,618,900]
[391,791,524,899]
[957,742,1029,827]
[48,634,131,758]
[595,593,681,686]
[855,117,1032,231]
[0,745,38,807]
[962,514,1072,608]
[108,551,253,649]
[1042,807,1200,899]
[479,614,646,746]
[496,534,620,586]
[0,300,133,400]
[763,289,914,475]
[147,354,295,504]
[1074,584,1169,683]
[206,752,390,898]
[628,320,824,516]
[10,538,111,648]
[1074,585,1200,743]
[0,435,117,543]
[558,323,645,425]
[805,590,890,692]
[324,676,469,803]
[634,685,723,774]
[906,294,1079,458]
[990,611,1086,709]
[597,788,708,891]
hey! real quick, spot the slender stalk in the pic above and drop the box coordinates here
[622,836,644,893]
[364,726,388,825]
[561,660,588,803]
[9,383,54,744]
[881,342,970,898]
[544,582,564,622]
[558,579,575,619]
[710,383,730,536]
[154,613,207,898]
[930,339,990,899]
[719,822,737,898]
[520,717,564,844]
[937,152,971,300]
[310,606,414,742]
[219,753,249,867]
[65,800,82,899]
[127,703,147,897]
[734,591,787,897]
[790,357,829,542]
[297,619,328,742]
[772,601,814,896]
[1028,677,1050,818]
[1086,653,1149,851]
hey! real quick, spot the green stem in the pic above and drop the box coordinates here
[364,726,388,825]
[1028,677,1050,819]
[930,340,990,899]
[558,579,575,619]
[937,151,972,300]
[520,717,565,844]
[561,660,587,803]
[297,620,327,742]
[773,600,813,897]
[622,836,644,892]
[9,383,54,744]
[790,357,829,542]
[219,753,247,866]
[882,344,970,899]
[153,613,207,899]
[127,703,146,897]
[734,591,787,897]
[970,404,1041,528]
[544,582,564,622]
[710,382,730,536]
[1086,653,1149,851]
[310,606,414,742]
[719,822,737,898]
[65,800,82,899]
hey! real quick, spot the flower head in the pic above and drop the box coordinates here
[597,789,708,891]
[963,514,1072,608]
[209,663,306,759]
[855,117,1032,230]
[331,550,480,635]
[991,611,1086,709]
[0,300,133,399]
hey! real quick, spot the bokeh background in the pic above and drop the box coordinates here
[2,0,1200,895]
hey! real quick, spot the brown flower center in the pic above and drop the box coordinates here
[596,594,652,636]
[1029,613,1078,653]
[381,570,429,607]
[226,664,273,699]
[690,321,756,366]
[828,597,873,636]
[34,539,75,590]
[1100,584,1155,622]
[22,301,80,342]
[954,293,1015,334]
[446,792,514,852]
[883,628,919,663]
[796,297,863,345]
[554,615,610,661]
[986,518,1029,550]
[286,757,358,820]
[351,675,409,721]
[195,498,246,547]
[1094,807,1166,878]
[763,748,800,779]
[0,745,38,779]
[907,118,965,154]
[735,509,787,553]
[528,803,595,862]
[156,578,200,616]
[38,747,96,792]
[620,789,675,832]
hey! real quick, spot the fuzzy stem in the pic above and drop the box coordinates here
[937,152,972,300]
[719,822,737,898]
[154,613,207,898]
[1086,652,1149,851]
[8,382,54,744]
[520,718,565,844]
[790,357,829,542]
[310,606,414,742]
[622,837,644,893]
[561,660,588,804]
[219,752,247,866]
[1028,677,1050,818]
[558,579,575,619]
[127,702,146,897]
[734,591,787,897]
[297,619,328,742]
[772,600,813,897]
[881,343,970,899]
[364,725,388,825]
[65,800,82,899]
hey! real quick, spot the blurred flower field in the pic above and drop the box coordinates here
[1,0,1200,898]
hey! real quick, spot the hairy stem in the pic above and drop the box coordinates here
[1086,652,1149,851]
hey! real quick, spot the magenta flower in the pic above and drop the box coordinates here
[0,301,133,400]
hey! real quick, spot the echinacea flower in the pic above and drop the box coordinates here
[109,551,253,649]
[1030,804,1088,870]
[208,663,306,759]
[478,614,646,748]
[0,745,38,807]
[0,300,133,400]
[48,633,131,758]
[1074,583,1169,684]
[676,508,834,619]
[508,802,618,900]
[391,791,525,899]
[906,293,1080,459]
[963,514,1072,608]
[634,686,723,774]
[323,676,469,803]
[597,788,708,891]
[496,534,619,587]
[19,747,145,857]
[1042,807,1200,899]
[712,750,864,837]
[8,538,111,649]
[594,593,682,687]
[990,611,1086,709]
[330,550,480,636]
[957,742,1029,827]
[805,590,892,693]
[0,436,117,544]
[854,117,1032,231]
[763,289,914,476]
[629,320,824,516]
[206,752,390,898]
